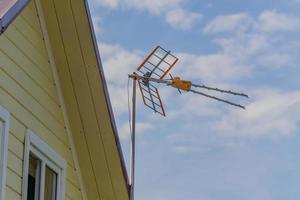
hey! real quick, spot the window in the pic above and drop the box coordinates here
[23,130,66,200]
[0,0,30,34]
[0,106,10,200]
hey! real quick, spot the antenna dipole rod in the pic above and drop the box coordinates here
[191,83,249,98]
[130,77,137,200]
[190,89,246,109]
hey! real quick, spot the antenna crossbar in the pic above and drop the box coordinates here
[129,73,247,109]
[129,74,170,84]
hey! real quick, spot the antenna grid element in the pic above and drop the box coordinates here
[138,79,165,116]
[137,46,178,80]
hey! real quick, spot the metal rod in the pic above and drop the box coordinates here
[147,85,157,112]
[129,74,170,85]
[149,50,170,77]
[191,83,249,98]
[189,89,245,109]
[130,77,137,200]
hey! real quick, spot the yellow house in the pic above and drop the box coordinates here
[0,0,129,200]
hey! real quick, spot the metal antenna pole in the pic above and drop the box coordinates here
[130,76,137,200]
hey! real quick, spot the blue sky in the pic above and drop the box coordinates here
[88,0,300,199]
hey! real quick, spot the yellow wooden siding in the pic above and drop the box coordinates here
[6,186,21,200]
[0,36,59,103]
[0,50,64,122]
[4,25,54,81]
[20,4,43,36]
[0,1,83,199]
[13,17,49,58]
[6,168,22,194]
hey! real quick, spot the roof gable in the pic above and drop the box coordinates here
[0,0,30,34]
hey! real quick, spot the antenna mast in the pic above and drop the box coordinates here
[129,76,137,200]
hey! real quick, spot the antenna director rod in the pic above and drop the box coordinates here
[190,89,245,109]
[191,83,248,98]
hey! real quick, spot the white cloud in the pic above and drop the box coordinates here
[167,92,224,119]
[91,16,103,34]
[172,145,195,153]
[213,34,269,58]
[93,0,201,30]
[118,122,153,139]
[203,11,300,69]
[258,53,293,68]
[258,10,300,32]
[176,53,251,84]
[98,43,143,116]
[204,10,300,34]
[165,8,202,30]
[105,84,129,116]
[215,89,300,137]
[99,43,142,83]
[203,13,252,34]
[123,0,181,15]
[93,0,119,8]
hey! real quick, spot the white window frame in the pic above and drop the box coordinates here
[22,130,67,200]
[0,106,10,200]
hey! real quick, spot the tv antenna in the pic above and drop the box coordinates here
[128,46,248,200]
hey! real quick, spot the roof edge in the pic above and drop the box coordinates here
[0,0,31,34]
[83,0,130,193]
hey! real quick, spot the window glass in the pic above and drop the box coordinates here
[27,155,59,200]
[45,166,57,200]
[27,154,40,200]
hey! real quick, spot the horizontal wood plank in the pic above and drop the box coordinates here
[0,70,68,143]
[0,89,74,166]
[8,133,24,160]
[5,185,21,200]
[6,168,22,195]
[9,115,26,143]
[7,151,23,177]
[0,51,62,119]
[4,25,53,81]
[13,16,48,58]
[0,36,58,102]
[19,5,43,36]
